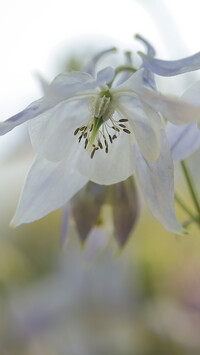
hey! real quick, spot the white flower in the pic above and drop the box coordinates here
[2,65,199,233]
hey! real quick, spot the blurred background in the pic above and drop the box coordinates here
[1,0,200,354]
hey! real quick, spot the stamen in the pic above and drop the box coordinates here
[109,134,113,143]
[112,134,117,140]
[83,132,87,138]
[80,126,87,131]
[98,140,103,149]
[119,124,126,128]
[74,128,79,135]
[91,147,99,159]
[119,119,128,122]
[112,126,120,132]
[78,134,83,142]
[123,129,131,134]
[84,139,88,149]
[90,124,93,132]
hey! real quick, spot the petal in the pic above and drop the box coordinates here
[139,51,200,76]
[49,71,95,98]
[77,125,135,185]
[0,97,59,135]
[182,80,200,104]
[138,86,200,125]
[166,122,200,161]
[71,182,107,242]
[113,67,145,93]
[0,70,97,136]
[117,97,161,162]
[96,67,115,85]
[109,177,139,247]
[134,128,183,234]
[29,100,89,161]
[11,154,88,226]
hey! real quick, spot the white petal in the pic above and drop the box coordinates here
[11,154,88,226]
[117,97,161,162]
[77,126,135,185]
[166,122,200,161]
[138,86,200,125]
[49,71,95,98]
[29,100,89,161]
[96,67,114,85]
[134,128,183,234]
[112,68,144,93]
[0,97,60,135]
[182,80,200,104]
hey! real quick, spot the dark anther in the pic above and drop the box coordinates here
[123,129,131,134]
[74,128,79,135]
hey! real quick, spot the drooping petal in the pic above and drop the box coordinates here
[134,128,183,234]
[139,51,200,76]
[109,177,139,247]
[117,96,161,162]
[166,122,200,161]
[137,86,200,125]
[11,154,88,226]
[77,124,135,185]
[29,100,89,161]
[71,182,107,243]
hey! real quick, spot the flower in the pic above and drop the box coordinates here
[3,38,200,234]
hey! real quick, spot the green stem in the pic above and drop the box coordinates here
[175,193,200,225]
[181,160,200,219]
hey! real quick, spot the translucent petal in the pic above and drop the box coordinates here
[134,128,183,234]
[49,71,95,98]
[0,97,59,135]
[11,154,88,226]
[96,67,115,85]
[166,122,200,161]
[182,80,200,105]
[77,127,135,185]
[71,182,107,242]
[113,68,144,93]
[29,100,89,161]
[138,86,200,125]
[139,51,200,76]
[117,96,160,162]
[109,177,139,247]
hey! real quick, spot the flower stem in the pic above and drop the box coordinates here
[175,193,200,225]
[181,160,200,220]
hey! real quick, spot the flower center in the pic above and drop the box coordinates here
[74,91,131,159]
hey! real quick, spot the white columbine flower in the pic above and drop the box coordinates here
[2,62,200,233]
